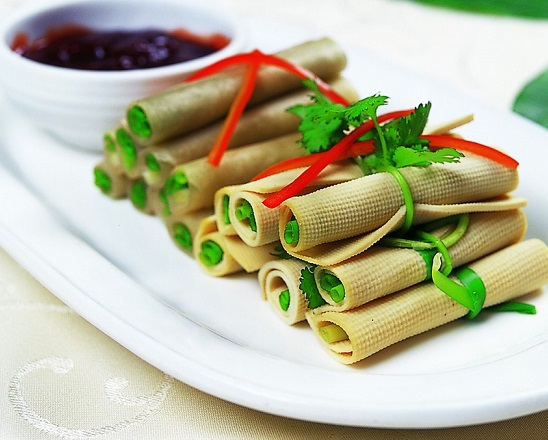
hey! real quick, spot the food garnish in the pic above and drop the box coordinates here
[262,83,518,209]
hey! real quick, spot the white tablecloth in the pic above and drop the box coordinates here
[1,0,547,438]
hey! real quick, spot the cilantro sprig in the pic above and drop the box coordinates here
[287,80,349,154]
[288,81,463,173]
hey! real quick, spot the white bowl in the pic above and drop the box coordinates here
[0,0,247,150]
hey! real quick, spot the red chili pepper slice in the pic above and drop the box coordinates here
[251,140,375,181]
[186,49,349,105]
[207,60,260,166]
[185,49,352,166]
[185,50,262,81]
[422,135,519,169]
[255,52,349,105]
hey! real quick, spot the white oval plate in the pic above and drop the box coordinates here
[0,18,547,428]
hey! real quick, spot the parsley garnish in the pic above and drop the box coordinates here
[288,81,463,172]
[299,265,327,309]
[287,79,349,154]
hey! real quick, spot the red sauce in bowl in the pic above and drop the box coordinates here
[12,25,230,71]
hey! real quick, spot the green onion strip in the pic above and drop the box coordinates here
[222,195,231,225]
[319,272,346,303]
[382,166,415,234]
[235,199,257,232]
[378,213,486,315]
[432,255,486,318]
[199,240,224,267]
[380,214,469,253]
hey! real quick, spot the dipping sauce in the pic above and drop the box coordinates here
[12,25,230,71]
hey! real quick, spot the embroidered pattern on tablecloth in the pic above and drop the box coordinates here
[9,357,174,439]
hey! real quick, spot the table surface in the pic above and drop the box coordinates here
[1,0,547,438]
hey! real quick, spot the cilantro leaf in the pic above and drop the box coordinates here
[287,80,349,154]
[288,85,462,172]
[393,147,464,168]
[383,102,431,147]
[299,265,326,309]
[364,102,432,165]
[344,94,389,126]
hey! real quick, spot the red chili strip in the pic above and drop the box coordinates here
[422,135,519,169]
[207,60,260,166]
[186,49,349,105]
[251,140,376,181]
[262,109,414,208]
[186,49,351,166]
[185,50,262,81]
[256,52,349,105]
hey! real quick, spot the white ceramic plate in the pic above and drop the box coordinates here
[0,19,547,428]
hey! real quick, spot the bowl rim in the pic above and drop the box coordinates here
[0,0,248,82]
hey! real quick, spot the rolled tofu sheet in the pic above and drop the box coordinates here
[194,215,244,277]
[93,160,134,200]
[194,215,277,277]
[259,258,312,326]
[305,239,548,365]
[128,178,158,215]
[139,77,358,189]
[164,132,303,216]
[227,161,364,247]
[162,208,213,255]
[279,155,525,265]
[314,209,527,311]
[126,37,348,145]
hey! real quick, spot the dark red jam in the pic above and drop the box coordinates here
[12,25,230,71]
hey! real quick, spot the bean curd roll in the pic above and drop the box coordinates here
[214,185,240,236]
[228,161,364,247]
[162,209,213,254]
[126,37,348,144]
[93,160,134,199]
[306,239,548,364]
[162,133,304,217]
[279,155,521,264]
[223,236,279,273]
[128,178,160,215]
[314,210,527,311]
[194,216,243,276]
[194,216,277,276]
[114,126,146,179]
[141,77,358,189]
[258,259,311,325]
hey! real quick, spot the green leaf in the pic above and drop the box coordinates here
[344,94,389,125]
[393,146,464,168]
[358,102,433,169]
[299,266,326,309]
[513,68,548,129]
[287,79,349,154]
[403,0,548,19]
[382,102,431,148]
[287,101,347,154]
